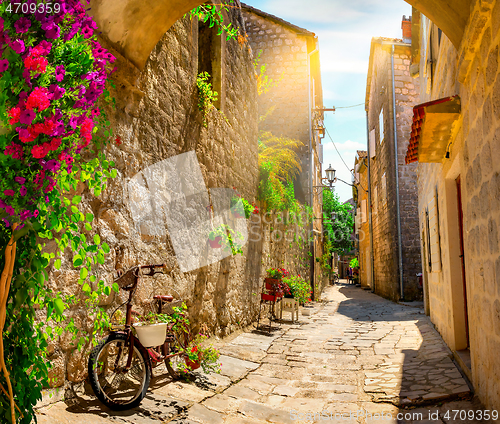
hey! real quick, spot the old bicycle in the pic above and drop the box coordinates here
[88,264,188,410]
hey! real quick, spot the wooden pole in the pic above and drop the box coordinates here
[0,222,18,423]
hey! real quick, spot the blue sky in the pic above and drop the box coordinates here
[247,0,412,201]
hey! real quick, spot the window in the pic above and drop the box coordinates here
[379,108,384,143]
[369,129,376,158]
[361,199,367,223]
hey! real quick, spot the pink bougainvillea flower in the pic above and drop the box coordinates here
[43,159,61,172]
[49,138,61,151]
[4,143,23,160]
[14,177,26,184]
[19,109,36,125]
[14,17,31,33]
[0,59,9,72]
[33,209,39,218]
[55,65,65,82]
[26,87,51,111]
[48,84,65,100]
[5,206,15,215]
[19,186,27,196]
[8,107,21,125]
[10,39,25,54]
[24,55,48,73]
[31,144,49,159]
[91,108,100,117]
[45,26,61,39]
[3,190,15,196]
[18,128,37,143]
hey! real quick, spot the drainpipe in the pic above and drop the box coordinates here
[307,40,319,299]
[366,112,375,293]
[391,44,404,301]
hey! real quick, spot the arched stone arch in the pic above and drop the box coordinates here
[89,0,207,69]
[90,0,474,69]
[405,0,473,48]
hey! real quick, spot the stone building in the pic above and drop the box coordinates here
[86,0,500,413]
[405,2,500,411]
[353,151,371,289]
[365,23,422,302]
[41,4,313,399]
[241,4,327,297]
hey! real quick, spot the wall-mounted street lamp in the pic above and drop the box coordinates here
[312,164,337,195]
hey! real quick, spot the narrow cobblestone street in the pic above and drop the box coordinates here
[36,284,491,424]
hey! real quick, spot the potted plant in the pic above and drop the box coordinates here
[133,312,172,348]
[177,333,221,375]
[265,268,289,283]
[230,195,258,219]
[208,225,244,255]
[282,275,312,305]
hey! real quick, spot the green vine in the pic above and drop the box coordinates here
[196,72,218,127]
[187,1,239,40]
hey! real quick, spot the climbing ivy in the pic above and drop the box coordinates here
[196,72,218,127]
[0,1,117,421]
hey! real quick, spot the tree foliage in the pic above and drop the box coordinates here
[322,190,354,254]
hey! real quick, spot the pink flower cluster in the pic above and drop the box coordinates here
[0,0,116,223]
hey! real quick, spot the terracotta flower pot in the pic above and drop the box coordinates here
[232,211,245,219]
[264,277,281,284]
[208,236,222,248]
[184,357,201,370]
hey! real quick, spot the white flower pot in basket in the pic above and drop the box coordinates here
[134,323,168,347]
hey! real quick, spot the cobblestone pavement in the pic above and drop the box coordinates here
[36,283,494,424]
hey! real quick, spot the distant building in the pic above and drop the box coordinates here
[353,151,371,288]
[365,18,422,301]
[241,4,326,294]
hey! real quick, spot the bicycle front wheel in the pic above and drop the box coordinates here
[88,332,151,410]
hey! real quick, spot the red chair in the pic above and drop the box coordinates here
[256,279,283,332]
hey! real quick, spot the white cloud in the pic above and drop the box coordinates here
[323,139,366,152]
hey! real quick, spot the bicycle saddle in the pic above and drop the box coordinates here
[153,295,174,302]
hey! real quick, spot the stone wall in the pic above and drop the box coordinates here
[240,6,328,299]
[241,6,314,203]
[414,0,500,411]
[41,8,312,397]
[366,42,422,302]
[355,157,371,288]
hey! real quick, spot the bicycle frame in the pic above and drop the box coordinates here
[114,264,169,370]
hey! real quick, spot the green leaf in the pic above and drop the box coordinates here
[73,256,83,267]
[97,252,105,265]
[93,234,101,245]
[112,282,119,293]
[85,222,92,231]
[54,259,61,270]
[82,283,91,293]
[104,286,111,296]
[54,298,65,316]
[86,213,94,222]
[80,268,88,279]
[72,195,82,205]
[101,242,110,253]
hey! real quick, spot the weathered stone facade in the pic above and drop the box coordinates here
[241,5,328,298]
[365,39,422,302]
[354,151,371,288]
[41,7,314,398]
[411,0,500,411]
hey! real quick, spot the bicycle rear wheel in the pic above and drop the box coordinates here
[164,331,190,379]
[88,332,151,410]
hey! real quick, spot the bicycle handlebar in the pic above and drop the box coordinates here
[115,263,171,290]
